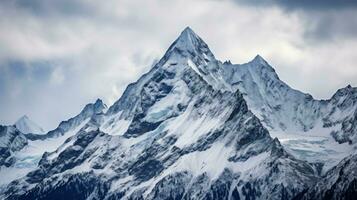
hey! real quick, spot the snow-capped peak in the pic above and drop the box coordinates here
[82,98,107,115]
[331,84,357,99]
[14,115,45,134]
[251,54,269,66]
[174,26,200,49]
[166,27,216,62]
[93,98,107,113]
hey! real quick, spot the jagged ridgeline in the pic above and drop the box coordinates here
[1,27,357,200]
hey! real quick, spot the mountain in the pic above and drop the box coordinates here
[221,54,357,172]
[1,27,317,200]
[15,115,45,135]
[0,99,107,187]
[1,27,356,199]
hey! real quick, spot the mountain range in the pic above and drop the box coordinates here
[0,27,356,200]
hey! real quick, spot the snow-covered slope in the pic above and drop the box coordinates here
[221,55,357,172]
[0,99,107,187]
[15,115,45,135]
[297,153,357,200]
[1,27,356,199]
[325,85,357,144]
[0,126,27,168]
[222,55,321,132]
[26,99,107,140]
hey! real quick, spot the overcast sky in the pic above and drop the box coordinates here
[1,0,357,130]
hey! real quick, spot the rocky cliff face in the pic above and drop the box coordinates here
[296,153,357,200]
[0,125,28,167]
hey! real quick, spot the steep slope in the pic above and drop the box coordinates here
[325,85,357,144]
[222,55,321,132]
[2,27,317,200]
[102,27,229,136]
[26,99,107,140]
[222,56,357,171]
[0,99,107,187]
[15,115,45,135]
[0,126,27,168]
[296,153,357,200]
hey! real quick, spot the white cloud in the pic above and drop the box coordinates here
[50,66,65,85]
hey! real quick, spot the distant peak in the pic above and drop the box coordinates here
[15,115,45,134]
[19,115,29,120]
[94,98,104,106]
[331,84,357,100]
[82,98,107,115]
[16,115,32,125]
[95,98,107,110]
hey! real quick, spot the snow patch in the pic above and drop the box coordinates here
[15,115,45,134]
[101,113,131,136]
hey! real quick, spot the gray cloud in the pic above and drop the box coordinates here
[276,0,357,10]
[234,0,357,42]
[3,0,95,18]
[234,0,357,10]
[302,10,357,42]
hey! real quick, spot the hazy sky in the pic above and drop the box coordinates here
[1,0,357,130]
